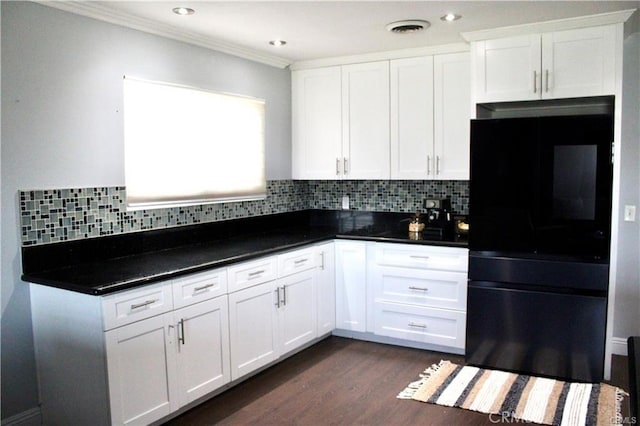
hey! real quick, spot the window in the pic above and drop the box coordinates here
[123,77,266,210]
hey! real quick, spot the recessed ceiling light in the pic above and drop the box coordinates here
[172,7,195,16]
[386,20,430,34]
[440,13,462,22]
[269,40,287,47]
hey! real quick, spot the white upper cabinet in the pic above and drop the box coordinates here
[433,52,471,180]
[540,26,616,99]
[473,34,541,102]
[390,53,470,180]
[292,61,390,180]
[292,66,343,179]
[342,61,390,179]
[296,53,470,182]
[389,56,434,179]
[473,25,618,103]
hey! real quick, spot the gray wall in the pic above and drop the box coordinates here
[614,31,640,341]
[1,2,290,420]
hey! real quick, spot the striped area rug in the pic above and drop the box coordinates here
[398,360,627,426]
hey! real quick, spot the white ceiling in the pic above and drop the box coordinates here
[44,1,639,67]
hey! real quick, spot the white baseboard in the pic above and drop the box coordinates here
[611,336,628,356]
[1,407,42,426]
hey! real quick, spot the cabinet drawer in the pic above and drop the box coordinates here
[373,243,468,272]
[277,247,317,278]
[172,268,228,309]
[373,266,467,310]
[102,282,173,330]
[373,302,466,349]
[227,256,277,293]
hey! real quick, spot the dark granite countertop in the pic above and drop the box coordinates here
[22,210,467,295]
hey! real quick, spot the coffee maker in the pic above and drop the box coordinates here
[423,198,453,239]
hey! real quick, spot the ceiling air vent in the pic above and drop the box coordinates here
[386,20,431,34]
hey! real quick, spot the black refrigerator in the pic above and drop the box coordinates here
[465,114,613,382]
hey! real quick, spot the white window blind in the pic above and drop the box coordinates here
[123,77,266,210]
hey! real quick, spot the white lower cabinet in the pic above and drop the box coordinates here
[30,238,468,426]
[370,267,467,311]
[368,243,468,350]
[228,246,321,381]
[372,303,466,348]
[335,240,367,332]
[228,281,279,381]
[174,296,230,407]
[316,242,336,335]
[105,294,230,425]
[278,269,317,355]
[105,311,177,426]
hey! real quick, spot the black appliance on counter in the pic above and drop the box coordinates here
[423,198,453,239]
[466,114,613,382]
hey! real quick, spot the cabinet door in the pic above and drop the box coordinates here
[316,242,336,335]
[541,26,616,99]
[474,35,541,102]
[278,270,316,355]
[342,61,390,179]
[390,56,434,179]
[434,52,471,180]
[174,296,230,407]
[228,282,278,381]
[292,66,343,179]
[105,313,177,426]
[335,241,367,332]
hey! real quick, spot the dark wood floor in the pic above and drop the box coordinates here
[165,336,630,426]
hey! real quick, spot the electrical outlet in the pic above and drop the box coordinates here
[624,205,636,222]
[341,195,350,210]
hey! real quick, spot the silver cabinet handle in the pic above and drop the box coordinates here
[436,156,441,175]
[193,283,214,292]
[408,322,427,329]
[545,69,549,92]
[275,287,281,308]
[319,252,325,270]
[409,286,429,292]
[409,255,430,260]
[427,155,431,175]
[343,158,348,175]
[248,270,265,278]
[282,285,287,306]
[294,258,308,265]
[130,299,157,310]
[336,158,341,175]
[533,70,537,93]
[178,319,185,345]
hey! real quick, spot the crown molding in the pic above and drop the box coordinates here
[35,1,292,69]
[290,42,469,71]
[462,9,637,42]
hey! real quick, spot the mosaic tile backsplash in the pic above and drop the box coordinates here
[20,180,468,246]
